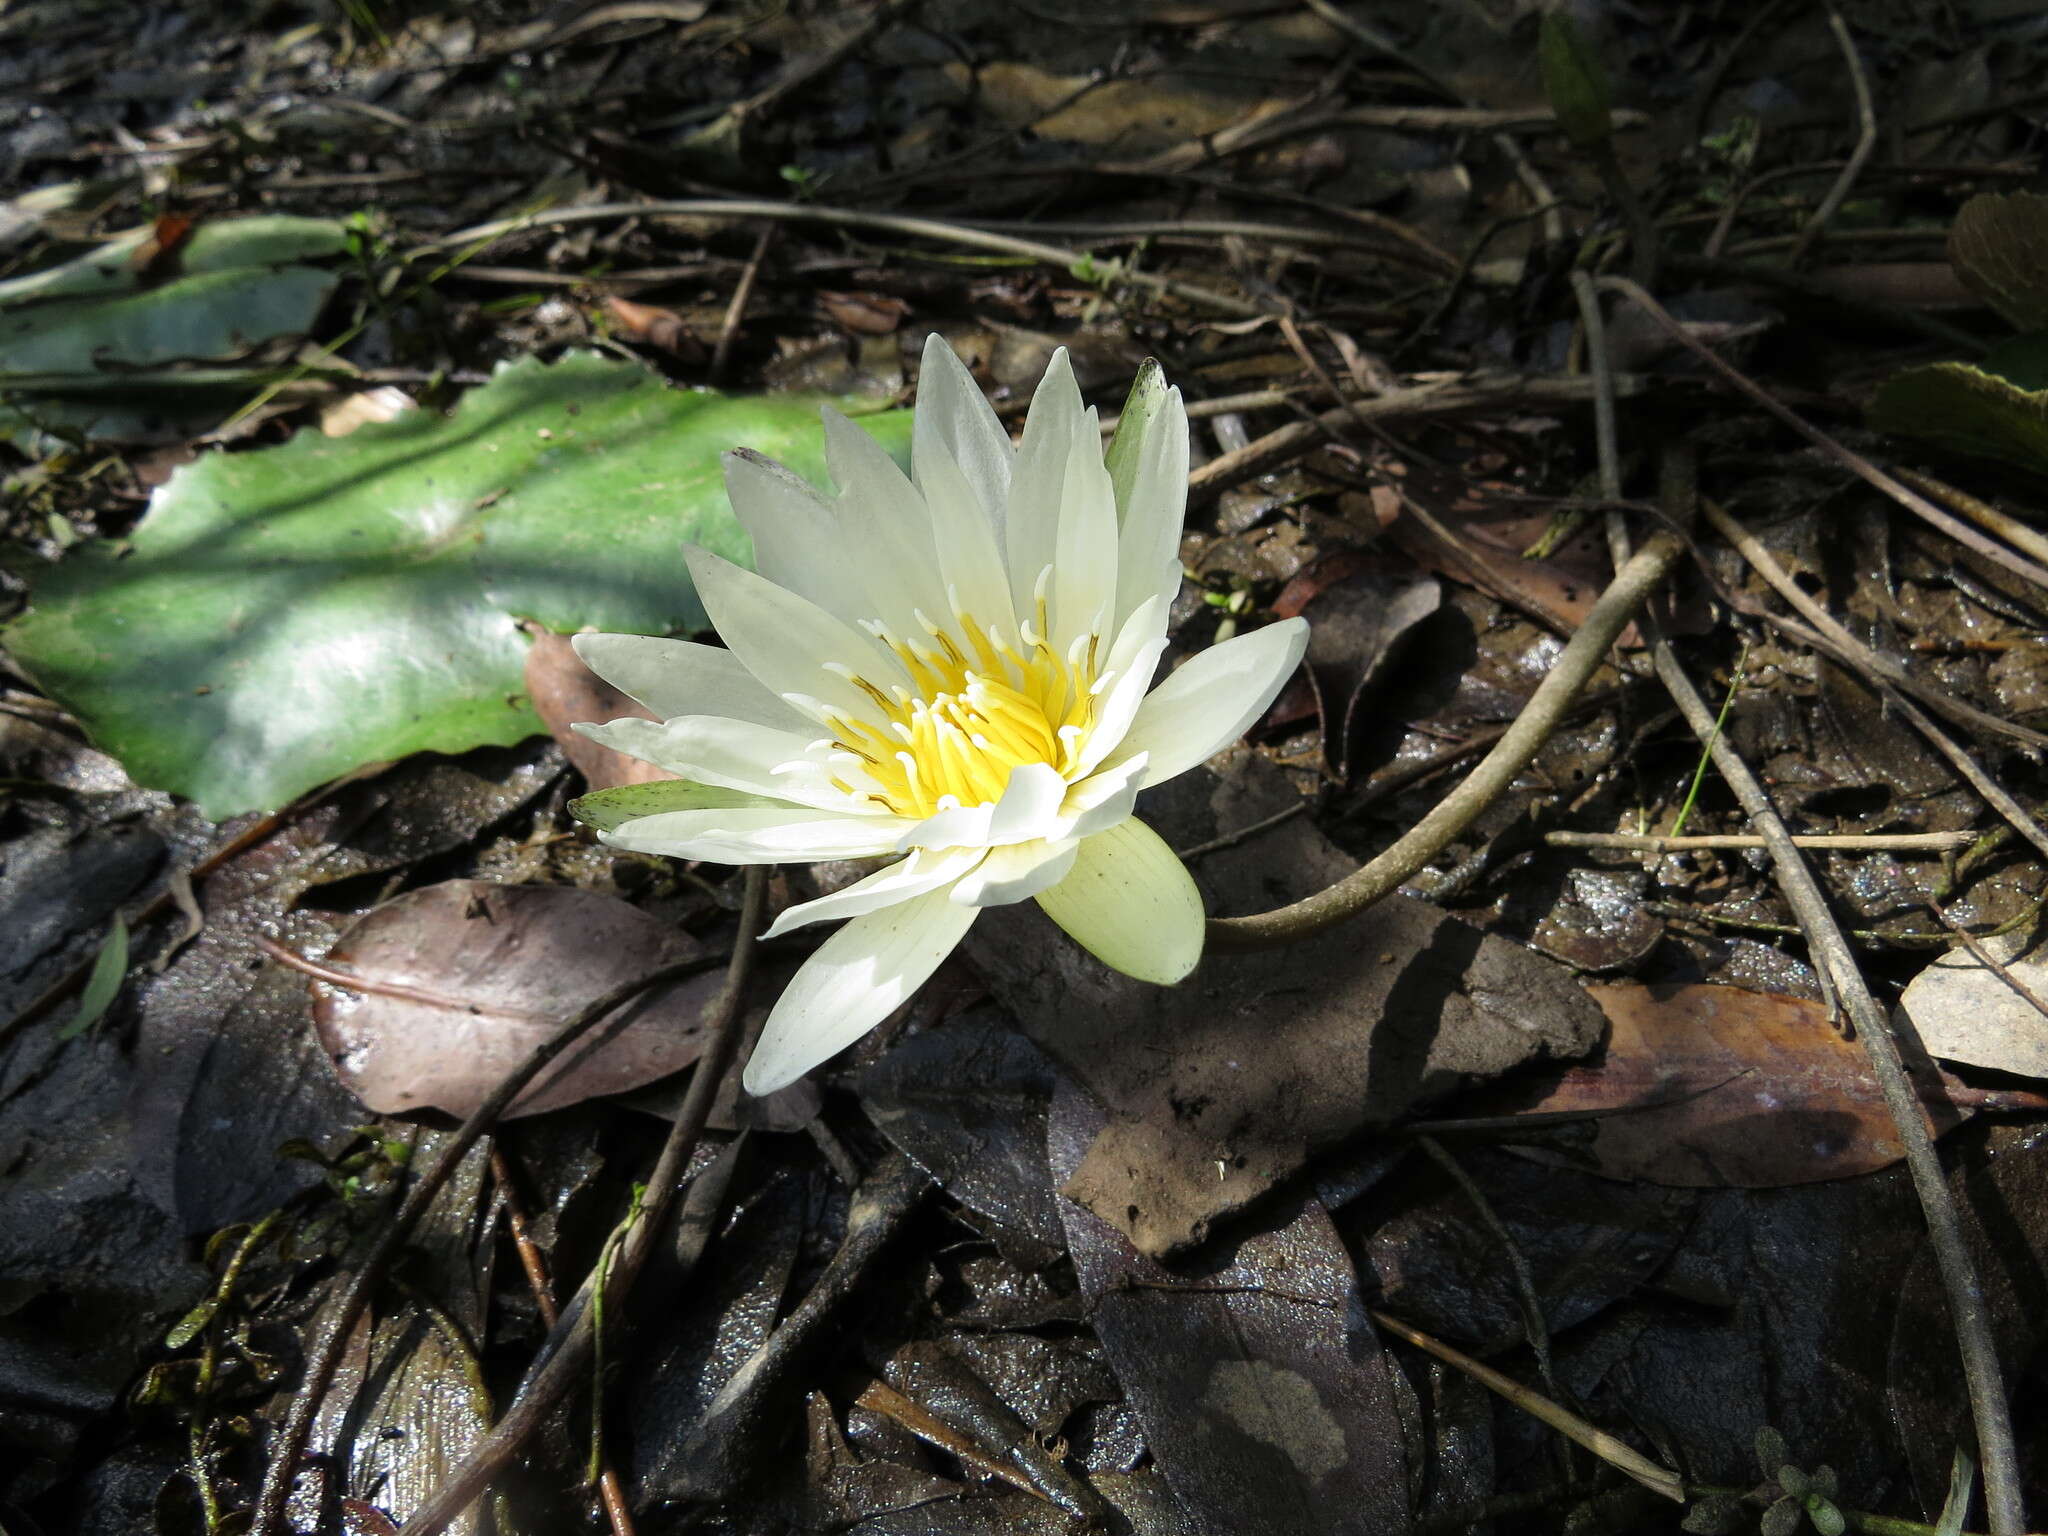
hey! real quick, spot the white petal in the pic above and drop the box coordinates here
[683,546,909,727]
[722,449,870,629]
[912,333,1013,536]
[576,715,879,814]
[917,447,1019,641]
[742,887,979,1094]
[1104,618,1308,786]
[1005,347,1083,619]
[950,836,1079,907]
[1071,594,1169,777]
[987,761,1070,845]
[898,799,996,853]
[1034,816,1203,984]
[763,845,985,938]
[821,407,949,636]
[1059,751,1146,838]
[598,805,904,864]
[570,632,810,732]
[1110,376,1189,629]
[1050,406,1120,651]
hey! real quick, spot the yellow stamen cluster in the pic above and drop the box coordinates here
[828,605,1099,820]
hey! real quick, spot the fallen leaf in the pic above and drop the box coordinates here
[1465,982,1975,1186]
[520,626,677,791]
[1888,1135,2048,1511]
[1287,554,1439,778]
[858,1006,1067,1266]
[307,879,722,1119]
[602,294,705,358]
[818,290,910,336]
[969,761,1605,1256]
[1051,1079,1413,1535]
[1897,932,2048,1078]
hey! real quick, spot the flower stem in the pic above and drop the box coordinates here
[1208,527,1684,948]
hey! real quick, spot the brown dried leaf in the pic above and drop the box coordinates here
[602,295,705,358]
[309,880,720,1118]
[1466,983,1974,1186]
[521,625,677,791]
[817,290,910,336]
[1051,1079,1412,1535]
[969,762,1605,1257]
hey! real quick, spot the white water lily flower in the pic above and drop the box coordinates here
[570,335,1308,1095]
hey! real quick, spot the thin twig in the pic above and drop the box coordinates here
[418,198,1263,318]
[1701,496,2048,752]
[398,866,770,1536]
[489,1146,637,1536]
[1786,6,1878,269]
[248,949,733,1536]
[1547,830,1978,853]
[709,225,773,385]
[1370,1308,1684,1502]
[1186,374,1637,504]
[1643,620,2025,1535]
[1595,276,2048,592]
[1415,1135,1559,1402]
[1894,467,2048,573]
[1176,801,1308,860]
[1209,528,1685,947]
[1700,497,2048,865]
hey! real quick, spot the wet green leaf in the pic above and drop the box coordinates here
[4,352,910,818]
[1868,361,2048,475]
[58,912,128,1040]
[1539,12,1612,150]
[569,779,776,834]
[0,215,348,447]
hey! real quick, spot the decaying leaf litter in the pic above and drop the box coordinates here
[4,1,2048,1532]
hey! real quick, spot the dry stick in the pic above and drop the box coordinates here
[420,199,1263,319]
[1785,5,1878,270]
[489,1145,638,1536]
[1185,374,1636,505]
[1571,270,2025,1525]
[247,948,734,1536]
[1699,497,2048,755]
[1547,830,1977,853]
[1893,467,2048,573]
[1701,497,2048,868]
[1594,276,2048,593]
[398,865,770,1536]
[1370,1308,1684,1503]
[708,225,773,385]
[1208,526,1685,949]
[1643,618,2025,1535]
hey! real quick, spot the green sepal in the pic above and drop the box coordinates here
[569,779,793,834]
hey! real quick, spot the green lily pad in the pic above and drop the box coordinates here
[1868,359,2048,477]
[3,351,911,819]
[0,214,349,447]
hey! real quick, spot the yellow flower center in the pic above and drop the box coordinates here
[827,604,1100,820]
